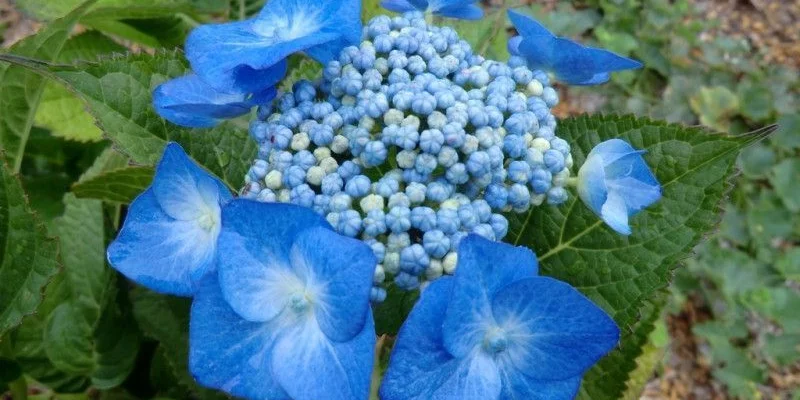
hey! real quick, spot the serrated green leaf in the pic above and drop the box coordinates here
[0,0,94,173]
[738,142,775,178]
[35,31,126,143]
[688,86,739,132]
[0,154,60,337]
[0,51,257,189]
[373,285,419,336]
[506,115,766,399]
[72,166,154,204]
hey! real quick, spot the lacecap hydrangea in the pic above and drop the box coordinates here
[242,11,573,299]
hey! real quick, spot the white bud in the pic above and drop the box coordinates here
[384,252,400,274]
[553,169,570,187]
[314,147,331,161]
[360,194,385,213]
[461,135,479,154]
[326,212,340,227]
[531,138,550,152]
[440,198,460,210]
[523,133,534,146]
[384,109,404,125]
[359,116,375,131]
[277,188,291,203]
[306,166,325,186]
[427,111,447,129]
[443,252,458,274]
[396,150,417,169]
[527,80,544,96]
[425,259,443,280]
[267,113,282,123]
[319,156,339,174]
[331,135,349,154]
[373,265,386,284]
[401,115,420,131]
[341,95,357,106]
[264,170,283,190]
[566,153,574,169]
[530,194,546,206]
[291,132,310,151]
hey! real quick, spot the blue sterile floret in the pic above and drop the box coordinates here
[242,12,575,298]
[380,235,620,400]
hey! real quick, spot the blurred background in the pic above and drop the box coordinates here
[1,0,797,398]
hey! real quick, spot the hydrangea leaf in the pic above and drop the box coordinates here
[72,166,154,204]
[0,0,94,173]
[14,0,193,21]
[770,159,800,213]
[0,155,60,337]
[34,31,127,143]
[505,114,770,399]
[0,51,257,189]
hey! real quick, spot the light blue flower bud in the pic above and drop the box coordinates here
[490,213,509,239]
[484,183,508,209]
[426,181,451,203]
[466,151,491,176]
[530,168,553,194]
[543,86,559,107]
[414,153,438,174]
[445,163,469,185]
[508,160,532,183]
[345,175,371,198]
[471,199,492,223]
[283,165,306,188]
[394,271,420,290]
[410,206,437,231]
[364,209,388,237]
[400,244,429,275]
[508,183,531,210]
[386,205,412,233]
[338,160,361,181]
[436,208,460,234]
[547,186,568,205]
[290,184,315,208]
[544,149,565,173]
[423,230,450,258]
[472,223,495,240]
[337,209,362,237]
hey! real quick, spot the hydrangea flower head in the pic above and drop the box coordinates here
[379,235,620,399]
[508,10,642,85]
[153,74,278,128]
[186,0,362,95]
[381,0,483,20]
[190,200,376,400]
[107,142,232,296]
[243,12,574,298]
[577,139,661,235]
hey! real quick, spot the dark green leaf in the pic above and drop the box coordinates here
[72,166,154,204]
[372,285,419,336]
[15,0,193,21]
[0,0,94,173]
[0,154,60,337]
[506,115,768,399]
[771,159,800,212]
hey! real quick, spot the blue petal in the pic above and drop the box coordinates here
[442,235,538,357]
[500,374,582,400]
[380,278,460,400]
[406,0,430,10]
[271,311,375,400]
[608,177,662,217]
[576,153,608,215]
[257,0,362,64]
[550,38,599,84]
[600,190,632,235]
[507,36,522,56]
[189,276,289,399]
[517,35,557,72]
[587,138,640,167]
[381,0,418,12]
[153,74,275,128]
[583,46,643,72]
[108,189,216,296]
[186,20,290,94]
[574,72,610,86]
[217,200,329,322]
[292,227,376,342]
[429,353,501,399]
[152,143,232,222]
[507,10,554,38]
[107,143,231,296]
[434,1,483,20]
[491,277,620,381]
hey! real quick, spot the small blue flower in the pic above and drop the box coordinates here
[380,235,619,400]
[190,200,375,400]
[381,0,483,20]
[508,10,642,85]
[577,139,661,235]
[107,143,232,296]
[153,74,277,128]
[186,0,362,94]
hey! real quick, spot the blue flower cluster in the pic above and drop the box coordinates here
[242,12,574,297]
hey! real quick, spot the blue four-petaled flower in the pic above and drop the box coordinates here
[381,0,483,20]
[107,142,232,296]
[189,200,377,400]
[577,139,662,235]
[186,0,362,95]
[508,10,642,85]
[153,74,278,128]
[380,234,620,400]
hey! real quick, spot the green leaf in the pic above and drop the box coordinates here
[688,86,740,132]
[373,285,419,336]
[15,0,192,21]
[0,0,94,173]
[72,166,154,204]
[773,113,800,150]
[736,82,773,122]
[506,115,769,399]
[738,142,775,178]
[0,51,257,189]
[35,31,127,143]
[449,8,509,61]
[0,154,60,337]
[771,159,800,213]
[279,55,323,93]
[777,248,800,282]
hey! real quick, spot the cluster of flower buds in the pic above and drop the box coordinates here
[242,12,574,299]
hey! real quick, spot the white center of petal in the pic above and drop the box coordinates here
[253,12,320,43]
[289,291,312,314]
[482,327,509,355]
[196,206,220,232]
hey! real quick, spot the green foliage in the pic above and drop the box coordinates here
[72,166,154,204]
[0,0,93,172]
[506,115,765,399]
[0,154,60,338]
